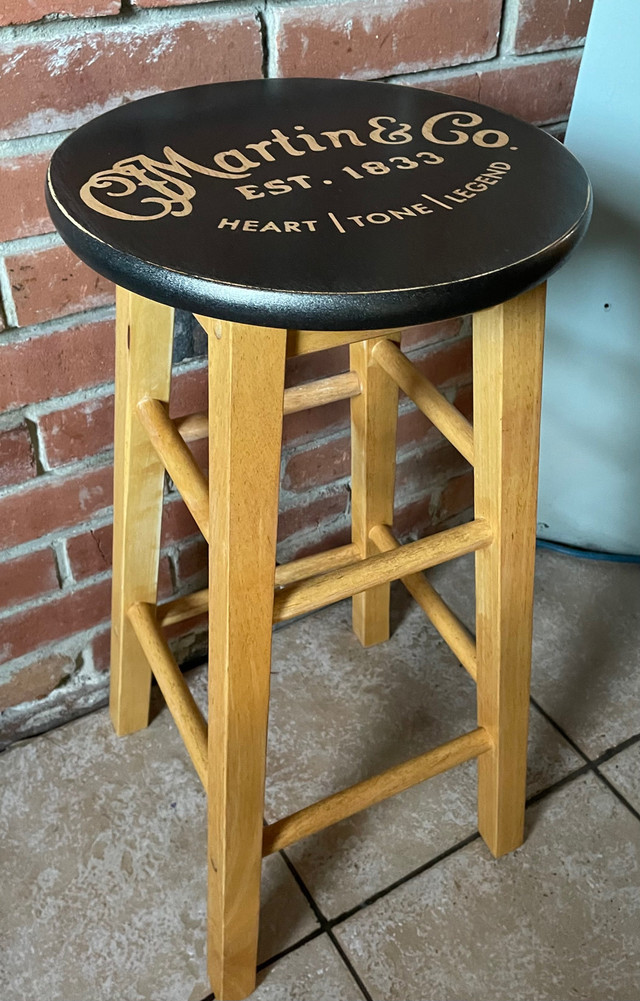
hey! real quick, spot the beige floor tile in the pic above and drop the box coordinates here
[266,591,582,917]
[336,772,640,1001]
[430,549,640,758]
[599,740,640,814]
[0,698,318,1001]
[253,936,366,1000]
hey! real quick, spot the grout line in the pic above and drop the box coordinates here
[529,695,591,762]
[592,768,640,825]
[592,730,640,766]
[256,927,325,973]
[0,258,19,328]
[523,762,591,809]
[278,850,373,1001]
[328,830,481,929]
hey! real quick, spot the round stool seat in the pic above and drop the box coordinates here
[47,77,591,330]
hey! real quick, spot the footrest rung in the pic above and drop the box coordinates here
[127,601,208,786]
[273,519,492,624]
[262,726,492,855]
[136,397,210,541]
[370,524,477,680]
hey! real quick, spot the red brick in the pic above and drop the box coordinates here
[513,0,594,54]
[91,627,111,672]
[422,55,581,125]
[0,578,111,664]
[0,152,53,242]
[161,498,200,546]
[169,365,208,419]
[0,318,114,411]
[395,439,470,498]
[0,0,117,26]
[175,537,207,588]
[0,464,112,550]
[38,394,114,467]
[283,435,350,493]
[278,486,349,542]
[0,15,263,140]
[401,317,465,353]
[6,244,114,327]
[437,469,474,521]
[0,422,37,488]
[286,345,349,387]
[282,522,352,563]
[283,398,350,448]
[410,332,472,388]
[66,522,173,595]
[0,653,74,710]
[270,0,501,80]
[0,548,59,610]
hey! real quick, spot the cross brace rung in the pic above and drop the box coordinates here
[127,601,208,786]
[262,726,493,855]
[273,519,492,623]
[372,338,474,465]
[370,524,477,680]
[174,371,362,444]
[137,397,210,541]
[157,542,362,628]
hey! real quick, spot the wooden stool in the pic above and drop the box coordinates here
[47,78,591,1000]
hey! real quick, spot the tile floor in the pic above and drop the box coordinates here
[1,549,639,1001]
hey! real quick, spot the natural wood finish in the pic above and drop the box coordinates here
[127,601,208,786]
[286,326,404,356]
[200,315,287,1001]
[158,543,362,628]
[350,336,399,646]
[372,338,475,465]
[284,370,362,414]
[110,288,174,736]
[136,396,210,541]
[473,283,546,858]
[274,542,361,587]
[370,524,477,680]
[263,727,493,855]
[174,371,362,444]
[273,519,493,624]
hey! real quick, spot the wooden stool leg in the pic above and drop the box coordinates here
[202,318,287,1001]
[110,287,174,736]
[350,336,399,647]
[473,283,546,857]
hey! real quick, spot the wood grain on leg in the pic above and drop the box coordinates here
[201,317,287,1001]
[473,283,546,857]
[350,336,399,647]
[110,287,174,736]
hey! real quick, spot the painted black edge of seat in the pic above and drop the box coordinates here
[45,185,591,331]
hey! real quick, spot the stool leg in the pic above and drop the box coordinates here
[350,336,399,647]
[473,283,546,857]
[110,287,174,736]
[204,319,287,1001]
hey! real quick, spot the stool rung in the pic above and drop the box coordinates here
[262,726,492,855]
[136,397,210,541]
[273,519,492,624]
[157,542,362,628]
[370,524,477,680]
[127,601,208,786]
[372,338,474,465]
[174,371,362,444]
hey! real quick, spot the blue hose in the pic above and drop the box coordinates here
[536,538,640,564]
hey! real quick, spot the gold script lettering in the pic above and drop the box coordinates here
[79,146,248,221]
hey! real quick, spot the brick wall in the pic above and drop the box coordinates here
[0,0,592,745]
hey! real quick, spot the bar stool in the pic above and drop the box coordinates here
[46,78,591,1000]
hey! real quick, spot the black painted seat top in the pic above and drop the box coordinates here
[47,78,591,330]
